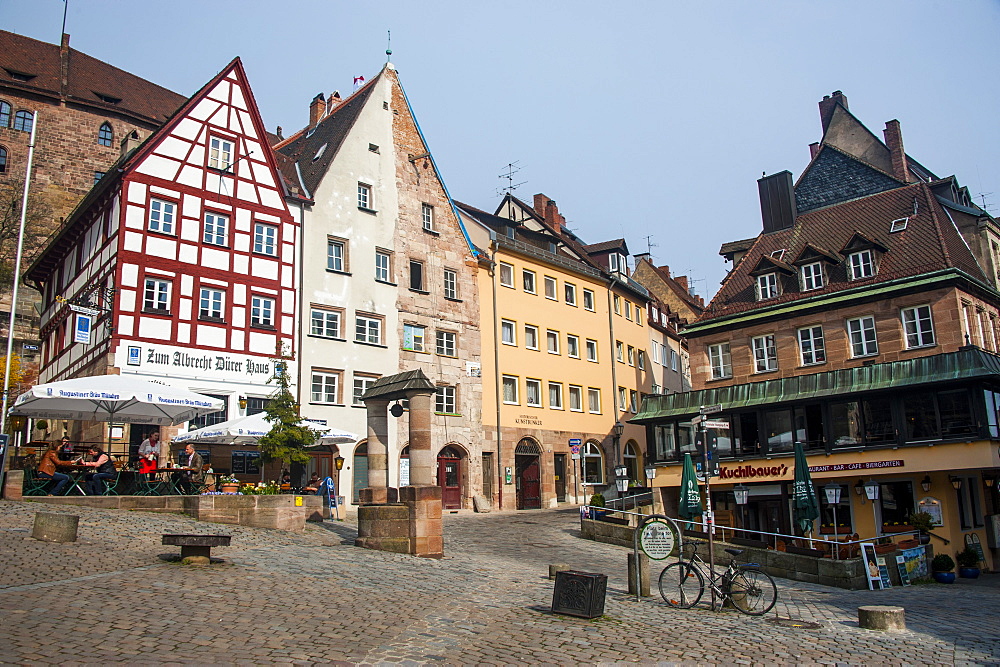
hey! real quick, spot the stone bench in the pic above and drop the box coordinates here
[162,534,231,561]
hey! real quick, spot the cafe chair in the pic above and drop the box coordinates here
[22,469,51,496]
[100,471,123,496]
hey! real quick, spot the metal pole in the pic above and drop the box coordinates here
[702,420,716,610]
[1,112,38,436]
[831,502,839,561]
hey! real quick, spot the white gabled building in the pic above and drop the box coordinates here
[26,58,298,474]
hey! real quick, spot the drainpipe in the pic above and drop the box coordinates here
[489,237,504,509]
[606,278,621,476]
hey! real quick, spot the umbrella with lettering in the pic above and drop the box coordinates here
[173,412,340,445]
[792,442,820,535]
[678,453,703,523]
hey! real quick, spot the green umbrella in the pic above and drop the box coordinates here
[678,453,703,521]
[792,442,820,534]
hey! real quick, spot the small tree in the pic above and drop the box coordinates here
[256,357,314,471]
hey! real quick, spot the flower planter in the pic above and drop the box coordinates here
[874,543,897,555]
[819,526,853,535]
[958,567,980,579]
[880,524,913,534]
[220,483,240,494]
[932,571,956,584]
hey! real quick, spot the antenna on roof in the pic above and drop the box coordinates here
[386,30,392,62]
[497,161,527,197]
[978,191,995,214]
[643,235,658,258]
[61,0,69,39]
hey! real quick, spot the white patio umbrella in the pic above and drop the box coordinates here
[9,375,224,425]
[173,412,347,445]
[310,428,360,447]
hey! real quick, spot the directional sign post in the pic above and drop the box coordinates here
[702,420,730,430]
[700,404,723,415]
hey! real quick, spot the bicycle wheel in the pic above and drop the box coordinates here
[727,568,777,615]
[658,562,704,609]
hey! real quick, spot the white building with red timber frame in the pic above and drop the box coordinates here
[25,58,297,452]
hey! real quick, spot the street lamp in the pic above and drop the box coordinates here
[614,463,628,512]
[921,475,932,493]
[949,476,963,491]
[644,463,656,486]
[733,483,749,537]
[823,482,842,560]
[864,479,880,536]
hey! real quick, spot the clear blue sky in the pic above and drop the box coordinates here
[3,0,998,300]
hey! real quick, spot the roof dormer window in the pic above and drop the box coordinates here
[848,250,875,280]
[5,69,36,82]
[609,252,627,274]
[756,272,779,300]
[800,261,824,291]
[93,92,122,105]
[890,217,908,233]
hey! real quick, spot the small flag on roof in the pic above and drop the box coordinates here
[353,75,365,91]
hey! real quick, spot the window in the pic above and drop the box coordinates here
[403,324,426,352]
[208,136,234,170]
[708,342,732,379]
[670,349,678,371]
[369,143,379,153]
[756,273,778,300]
[421,203,434,231]
[569,385,583,411]
[13,110,33,133]
[625,302,633,321]
[583,289,595,311]
[502,375,519,404]
[311,370,340,403]
[310,308,341,338]
[409,260,424,291]
[443,269,458,299]
[355,314,383,345]
[616,340,624,362]
[143,278,170,312]
[848,250,874,280]
[436,386,457,414]
[97,123,113,147]
[254,223,277,255]
[627,345,635,366]
[524,325,539,350]
[798,326,826,365]
[582,442,604,484]
[544,276,557,300]
[564,282,577,306]
[586,339,598,362]
[522,270,536,294]
[614,295,621,314]
[0,102,9,127]
[901,305,935,348]
[800,262,823,290]
[890,217,908,233]
[847,316,878,357]
[525,379,542,407]
[567,335,580,358]
[0,147,6,174]
[501,319,516,345]
[609,253,626,273]
[148,198,175,234]
[353,375,379,406]
[548,382,563,409]
[327,238,346,272]
[250,295,274,327]
[499,262,514,287]
[638,350,646,370]
[618,386,628,410]
[199,288,224,320]
[375,250,392,283]
[357,183,372,210]
[751,335,777,372]
[629,390,638,413]
[436,330,456,356]
[202,212,228,246]
[588,388,601,413]
[546,330,559,354]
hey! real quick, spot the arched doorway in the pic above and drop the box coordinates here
[352,442,369,503]
[515,438,542,510]
[437,445,463,509]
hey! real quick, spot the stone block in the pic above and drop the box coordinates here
[398,485,441,502]
[356,535,411,554]
[473,495,491,513]
[412,535,444,558]
[858,605,905,631]
[549,563,570,579]
[3,469,24,500]
[31,512,79,543]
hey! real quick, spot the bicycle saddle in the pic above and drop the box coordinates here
[725,548,743,556]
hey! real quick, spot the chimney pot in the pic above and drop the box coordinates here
[883,119,910,182]
[809,142,820,159]
[309,92,326,127]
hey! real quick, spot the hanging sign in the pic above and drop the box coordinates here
[74,313,93,344]
[639,519,677,560]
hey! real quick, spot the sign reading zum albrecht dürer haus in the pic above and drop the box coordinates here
[112,341,283,383]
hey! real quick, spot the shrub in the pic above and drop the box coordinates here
[908,511,935,534]
[931,553,955,572]
[956,547,980,568]
[589,493,605,508]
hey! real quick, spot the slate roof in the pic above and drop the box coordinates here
[0,30,184,123]
[273,75,379,197]
[361,369,435,401]
[698,181,989,321]
[795,145,903,214]
[583,238,629,255]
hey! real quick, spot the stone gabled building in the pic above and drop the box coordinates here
[634,92,1000,568]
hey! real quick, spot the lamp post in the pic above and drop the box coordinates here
[864,479,880,536]
[614,463,628,512]
[733,483,749,539]
[823,482,842,560]
[921,475,931,493]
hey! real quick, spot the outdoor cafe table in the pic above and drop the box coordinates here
[57,464,91,495]
[153,467,198,495]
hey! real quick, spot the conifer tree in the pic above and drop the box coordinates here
[257,356,314,467]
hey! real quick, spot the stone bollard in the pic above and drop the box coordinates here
[549,563,571,580]
[627,552,651,596]
[858,605,905,631]
[31,512,79,543]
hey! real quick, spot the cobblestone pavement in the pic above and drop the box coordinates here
[0,500,997,665]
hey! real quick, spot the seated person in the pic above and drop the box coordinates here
[80,446,116,495]
[37,441,74,495]
[170,444,204,494]
[303,473,322,493]
[57,436,76,461]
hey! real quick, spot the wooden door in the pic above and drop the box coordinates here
[438,455,462,509]
[554,454,566,502]
[515,455,541,510]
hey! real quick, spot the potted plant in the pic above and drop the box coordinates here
[588,493,608,519]
[219,475,241,494]
[908,511,935,545]
[956,547,981,579]
[931,553,956,584]
[874,537,897,555]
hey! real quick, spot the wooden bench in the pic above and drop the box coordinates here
[162,534,231,560]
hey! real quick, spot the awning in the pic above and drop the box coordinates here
[632,347,1000,423]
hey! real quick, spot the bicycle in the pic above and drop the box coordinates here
[658,541,777,615]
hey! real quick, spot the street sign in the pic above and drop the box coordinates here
[569,438,581,455]
[639,519,677,560]
[690,415,704,426]
[700,404,723,415]
[702,420,730,429]
[571,453,581,460]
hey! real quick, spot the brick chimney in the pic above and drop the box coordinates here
[818,90,848,134]
[883,119,910,182]
[59,33,70,99]
[309,93,326,126]
[533,193,566,229]
[758,171,796,233]
[809,142,821,160]
[326,91,342,114]
[658,264,671,277]
[674,275,689,292]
